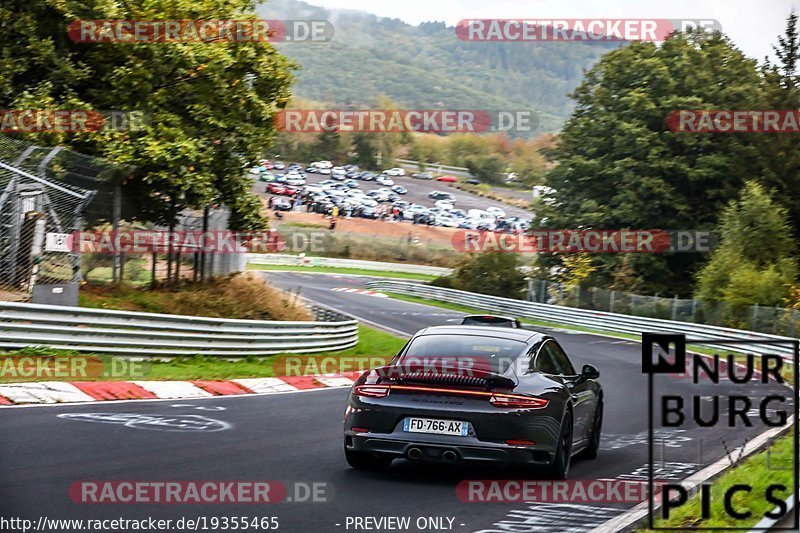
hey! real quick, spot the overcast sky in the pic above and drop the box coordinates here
[303,0,799,61]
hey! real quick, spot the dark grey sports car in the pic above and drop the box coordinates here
[343,325,602,479]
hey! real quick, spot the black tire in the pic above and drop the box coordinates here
[344,448,393,470]
[546,411,573,480]
[579,399,603,460]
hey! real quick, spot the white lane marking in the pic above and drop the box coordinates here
[133,381,213,399]
[0,382,95,404]
[58,412,230,432]
[234,377,298,394]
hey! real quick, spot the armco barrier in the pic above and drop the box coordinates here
[366,281,797,359]
[247,254,452,276]
[0,301,358,356]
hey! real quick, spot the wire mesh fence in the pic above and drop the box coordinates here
[81,207,247,287]
[0,137,108,299]
[527,278,800,337]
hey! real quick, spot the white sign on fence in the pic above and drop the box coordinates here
[45,233,72,253]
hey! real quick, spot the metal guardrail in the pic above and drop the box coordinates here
[366,281,797,359]
[0,301,358,356]
[247,254,452,276]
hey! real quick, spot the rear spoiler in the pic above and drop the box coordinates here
[371,365,517,390]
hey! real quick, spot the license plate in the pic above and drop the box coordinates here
[403,417,468,436]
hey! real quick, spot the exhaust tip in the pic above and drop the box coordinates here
[407,447,423,460]
[442,450,458,462]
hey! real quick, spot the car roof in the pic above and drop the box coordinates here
[415,325,543,343]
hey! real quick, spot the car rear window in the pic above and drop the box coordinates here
[397,334,525,374]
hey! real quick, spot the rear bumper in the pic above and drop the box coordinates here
[345,433,554,466]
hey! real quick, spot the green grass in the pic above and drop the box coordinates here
[0,325,405,383]
[643,432,796,531]
[247,263,438,281]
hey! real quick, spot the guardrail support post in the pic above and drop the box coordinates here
[609,290,615,313]
[672,295,678,321]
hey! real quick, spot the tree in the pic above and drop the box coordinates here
[435,252,527,299]
[351,133,379,168]
[695,182,797,307]
[0,0,295,229]
[756,12,800,233]
[465,153,506,184]
[542,29,768,295]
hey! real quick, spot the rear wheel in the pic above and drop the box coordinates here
[344,448,393,470]
[546,411,573,480]
[580,399,603,460]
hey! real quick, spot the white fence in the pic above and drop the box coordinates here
[366,281,798,360]
[0,301,358,356]
[247,254,452,277]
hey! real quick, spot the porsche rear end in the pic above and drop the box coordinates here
[344,367,563,466]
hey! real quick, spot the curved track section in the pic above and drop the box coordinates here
[0,272,791,532]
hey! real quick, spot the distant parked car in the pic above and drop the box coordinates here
[465,177,481,185]
[285,176,306,186]
[306,166,318,173]
[412,172,433,180]
[486,207,507,218]
[384,168,405,176]
[436,175,458,183]
[267,183,286,195]
[273,162,286,170]
[376,175,395,186]
[391,185,407,194]
[270,197,292,211]
[428,191,454,201]
[360,172,376,181]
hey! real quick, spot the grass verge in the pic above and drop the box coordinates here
[79,273,312,321]
[641,431,795,531]
[247,263,438,281]
[0,325,405,383]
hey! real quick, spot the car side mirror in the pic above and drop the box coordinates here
[581,364,600,380]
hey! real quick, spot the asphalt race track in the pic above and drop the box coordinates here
[0,271,794,532]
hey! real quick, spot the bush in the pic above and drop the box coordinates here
[433,251,526,299]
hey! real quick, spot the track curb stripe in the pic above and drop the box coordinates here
[0,374,357,406]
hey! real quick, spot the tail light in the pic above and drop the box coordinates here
[353,385,390,398]
[506,439,537,446]
[490,393,549,409]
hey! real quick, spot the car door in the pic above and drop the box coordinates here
[547,340,595,445]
